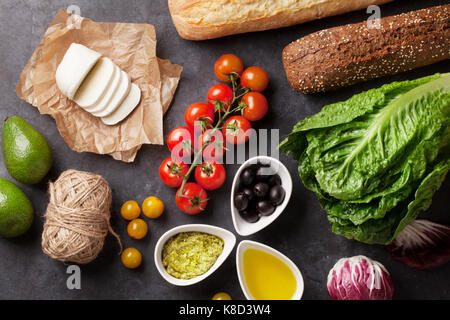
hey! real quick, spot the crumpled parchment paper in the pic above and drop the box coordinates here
[16,9,182,162]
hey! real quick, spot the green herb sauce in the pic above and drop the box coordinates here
[162,232,225,280]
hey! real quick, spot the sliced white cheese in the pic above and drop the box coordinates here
[101,83,141,126]
[85,64,120,113]
[92,70,131,118]
[73,57,115,108]
[55,43,101,99]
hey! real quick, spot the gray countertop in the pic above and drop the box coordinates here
[0,0,449,300]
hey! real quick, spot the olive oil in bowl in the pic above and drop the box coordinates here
[237,240,304,300]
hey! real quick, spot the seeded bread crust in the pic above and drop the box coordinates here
[282,5,450,94]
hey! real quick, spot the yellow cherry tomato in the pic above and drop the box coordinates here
[121,248,142,269]
[212,292,232,300]
[142,196,164,219]
[121,200,141,220]
[127,218,148,239]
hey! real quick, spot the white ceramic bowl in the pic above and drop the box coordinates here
[231,156,292,236]
[236,240,304,300]
[154,224,236,286]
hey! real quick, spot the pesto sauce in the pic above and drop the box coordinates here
[162,232,224,280]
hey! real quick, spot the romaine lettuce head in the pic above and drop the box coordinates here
[280,74,450,244]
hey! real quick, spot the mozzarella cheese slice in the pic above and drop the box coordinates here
[92,70,131,118]
[101,83,141,126]
[55,43,140,126]
[55,43,101,99]
[85,64,121,113]
[73,57,115,108]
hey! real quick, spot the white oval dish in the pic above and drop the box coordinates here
[236,240,304,300]
[154,224,236,286]
[231,156,292,236]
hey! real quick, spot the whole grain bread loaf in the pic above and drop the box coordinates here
[282,5,450,94]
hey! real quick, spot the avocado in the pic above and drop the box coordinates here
[0,178,34,237]
[2,116,52,184]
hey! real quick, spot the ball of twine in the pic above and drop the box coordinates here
[42,169,122,264]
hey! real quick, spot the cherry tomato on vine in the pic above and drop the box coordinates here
[242,92,269,121]
[198,129,225,161]
[195,161,226,191]
[241,66,269,92]
[175,183,208,215]
[185,102,215,133]
[214,54,244,83]
[167,126,194,159]
[223,115,253,145]
[159,157,189,188]
[206,84,234,112]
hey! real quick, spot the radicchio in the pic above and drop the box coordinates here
[327,255,394,300]
[386,219,450,270]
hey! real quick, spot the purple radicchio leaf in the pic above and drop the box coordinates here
[386,219,450,270]
[327,255,394,300]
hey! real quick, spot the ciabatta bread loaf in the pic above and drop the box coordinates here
[282,5,450,93]
[168,0,393,40]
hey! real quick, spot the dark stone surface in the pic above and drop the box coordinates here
[0,0,449,300]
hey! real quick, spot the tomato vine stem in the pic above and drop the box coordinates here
[177,74,249,197]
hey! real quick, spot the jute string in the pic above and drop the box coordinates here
[41,169,122,264]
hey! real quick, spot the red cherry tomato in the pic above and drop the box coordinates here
[206,84,234,112]
[159,157,189,188]
[214,54,244,83]
[242,92,269,121]
[175,183,208,215]
[195,161,226,191]
[185,102,215,133]
[223,115,253,145]
[198,129,225,161]
[241,67,269,92]
[167,126,194,159]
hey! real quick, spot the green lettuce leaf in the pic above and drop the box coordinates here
[281,74,450,244]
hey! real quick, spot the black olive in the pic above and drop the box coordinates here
[267,174,282,186]
[248,163,263,171]
[239,208,260,223]
[256,200,275,216]
[241,187,254,201]
[234,193,249,211]
[240,167,255,186]
[253,182,269,198]
[269,185,286,206]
